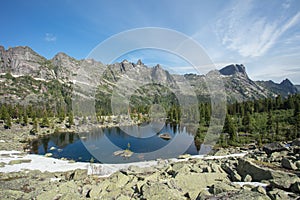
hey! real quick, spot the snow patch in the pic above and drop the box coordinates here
[0,151,247,177]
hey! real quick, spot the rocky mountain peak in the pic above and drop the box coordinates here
[280,78,298,94]
[280,78,293,87]
[136,59,143,66]
[52,52,74,62]
[154,64,161,69]
[219,64,247,77]
[0,46,47,77]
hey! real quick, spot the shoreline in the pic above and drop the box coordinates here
[0,150,248,177]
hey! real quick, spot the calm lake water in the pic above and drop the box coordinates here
[30,124,199,164]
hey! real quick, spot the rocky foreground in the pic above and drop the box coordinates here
[0,139,300,199]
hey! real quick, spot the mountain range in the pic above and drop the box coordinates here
[0,46,298,108]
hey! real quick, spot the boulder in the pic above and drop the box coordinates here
[214,190,271,200]
[174,172,228,199]
[237,158,297,182]
[290,182,300,194]
[67,169,88,181]
[141,182,185,200]
[178,154,191,159]
[270,151,287,162]
[208,182,238,195]
[8,159,31,165]
[210,163,224,173]
[251,186,267,195]
[213,148,230,156]
[58,181,80,194]
[44,153,53,157]
[281,158,297,170]
[269,176,300,190]
[121,165,156,175]
[263,143,287,155]
[221,163,242,182]
[267,188,290,200]
[295,160,300,170]
[291,138,300,146]
[196,190,212,199]
[244,174,253,182]
[109,171,130,188]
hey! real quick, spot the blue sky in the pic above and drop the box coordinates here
[1,0,300,83]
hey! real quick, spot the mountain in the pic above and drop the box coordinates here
[256,78,298,97]
[214,64,273,102]
[0,45,298,108]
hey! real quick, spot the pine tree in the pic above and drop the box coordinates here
[294,100,300,138]
[204,103,211,126]
[23,111,28,126]
[223,114,237,143]
[5,116,12,129]
[242,112,251,132]
[41,111,50,128]
[267,111,273,134]
[68,112,74,126]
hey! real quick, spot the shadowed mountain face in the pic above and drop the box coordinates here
[219,64,247,77]
[0,45,298,106]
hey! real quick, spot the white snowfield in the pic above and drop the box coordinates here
[0,150,247,177]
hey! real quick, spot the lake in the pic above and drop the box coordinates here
[30,124,199,164]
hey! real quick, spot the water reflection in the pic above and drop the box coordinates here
[30,124,199,164]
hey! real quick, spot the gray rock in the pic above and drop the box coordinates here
[121,165,156,175]
[237,158,298,182]
[214,190,271,200]
[267,188,291,200]
[141,182,185,200]
[290,181,300,194]
[295,160,300,169]
[281,158,297,170]
[196,190,212,199]
[44,153,53,157]
[108,171,130,188]
[269,176,300,190]
[252,186,267,195]
[0,162,5,167]
[36,190,63,200]
[221,163,242,182]
[291,138,300,146]
[82,184,92,198]
[178,154,191,159]
[174,172,228,199]
[208,182,238,195]
[8,159,31,165]
[1,189,25,199]
[67,169,87,181]
[210,163,224,173]
[244,174,253,182]
[213,148,230,156]
[263,143,287,155]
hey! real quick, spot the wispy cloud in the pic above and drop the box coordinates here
[216,0,300,58]
[45,33,56,42]
[282,0,291,9]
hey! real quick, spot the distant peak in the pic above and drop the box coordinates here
[154,64,161,69]
[219,64,247,76]
[136,59,143,66]
[280,78,293,86]
[121,59,129,63]
[52,52,75,61]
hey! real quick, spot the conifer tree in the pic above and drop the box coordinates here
[223,114,237,143]
[68,112,74,126]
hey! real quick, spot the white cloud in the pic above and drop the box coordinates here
[216,1,300,58]
[45,33,57,42]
